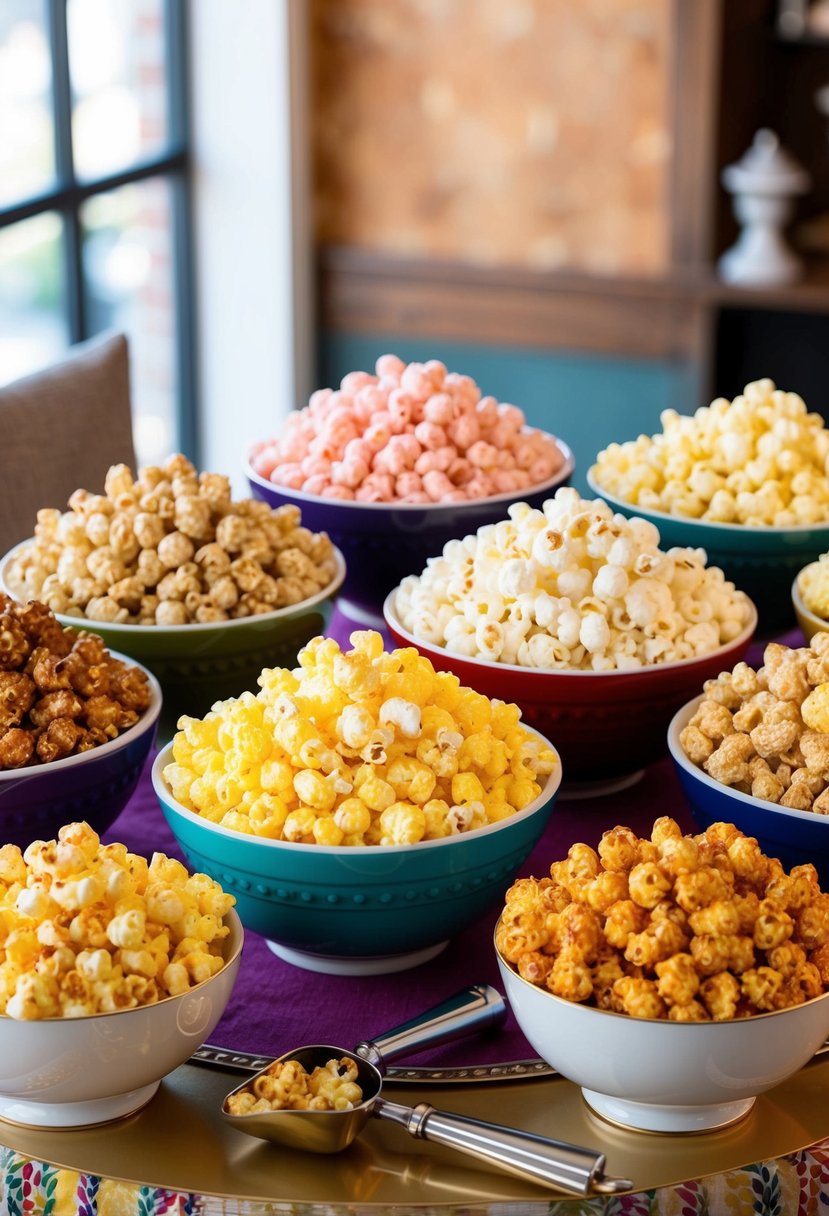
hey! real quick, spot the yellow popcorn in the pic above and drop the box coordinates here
[802,682,829,733]
[799,558,829,622]
[0,822,235,1020]
[163,631,558,844]
[591,379,829,526]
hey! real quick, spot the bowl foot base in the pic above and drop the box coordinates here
[266,939,449,976]
[0,1080,160,1129]
[581,1087,756,1133]
[560,769,646,801]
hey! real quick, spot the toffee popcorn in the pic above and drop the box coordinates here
[591,378,829,525]
[0,594,152,770]
[163,630,558,845]
[393,488,752,671]
[0,821,235,1019]
[225,1057,363,1115]
[680,633,829,814]
[496,818,829,1020]
[5,455,338,626]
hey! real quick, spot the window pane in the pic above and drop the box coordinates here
[0,2,55,206]
[68,0,170,181]
[81,178,177,465]
[0,213,68,385]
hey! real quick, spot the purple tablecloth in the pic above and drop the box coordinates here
[100,611,802,1069]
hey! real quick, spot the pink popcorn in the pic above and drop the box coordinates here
[271,463,305,489]
[395,472,423,497]
[376,353,406,379]
[256,354,566,504]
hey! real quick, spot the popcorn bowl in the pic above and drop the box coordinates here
[151,732,562,977]
[384,590,758,797]
[496,941,829,1134]
[1,543,346,736]
[792,567,829,645]
[0,654,161,848]
[245,436,574,628]
[668,694,829,887]
[586,470,829,634]
[0,908,242,1129]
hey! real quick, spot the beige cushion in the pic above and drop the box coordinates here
[0,333,136,557]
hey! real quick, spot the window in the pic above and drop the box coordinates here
[0,0,195,466]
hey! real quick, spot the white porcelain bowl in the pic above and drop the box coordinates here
[0,909,243,1128]
[497,941,829,1134]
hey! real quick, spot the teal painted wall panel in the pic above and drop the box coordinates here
[318,333,699,494]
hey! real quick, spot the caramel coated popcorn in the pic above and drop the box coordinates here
[591,378,829,525]
[225,1056,363,1115]
[496,819,829,1020]
[163,630,558,845]
[0,594,152,770]
[5,455,339,626]
[0,821,236,1019]
[680,633,829,814]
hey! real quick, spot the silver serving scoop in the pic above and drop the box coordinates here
[221,984,633,1197]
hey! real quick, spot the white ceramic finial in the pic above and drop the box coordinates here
[718,128,810,286]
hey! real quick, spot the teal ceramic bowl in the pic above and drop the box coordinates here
[586,469,829,635]
[2,545,345,738]
[151,731,562,976]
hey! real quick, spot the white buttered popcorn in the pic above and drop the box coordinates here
[393,488,753,672]
[590,379,829,525]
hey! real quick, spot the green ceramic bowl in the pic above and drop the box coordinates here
[586,469,829,634]
[151,730,562,976]
[1,543,345,737]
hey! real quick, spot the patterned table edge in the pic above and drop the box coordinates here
[3,1140,829,1216]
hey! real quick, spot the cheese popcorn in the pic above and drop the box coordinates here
[393,488,753,671]
[5,454,339,625]
[163,631,558,844]
[798,559,829,623]
[0,822,235,1019]
[591,379,829,526]
[496,819,829,1019]
[680,634,829,814]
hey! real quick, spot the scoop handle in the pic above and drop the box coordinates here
[354,984,506,1072]
[373,1098,633,1197]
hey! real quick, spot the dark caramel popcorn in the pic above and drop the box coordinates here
[0,594,152,770]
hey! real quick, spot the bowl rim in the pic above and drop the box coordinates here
[152,725,562,855]
[791,568,829,634]
[667,691,829,830]
[495,921,829,1025]
[0,648,162,784]
[586,466,829,536]
[0,907,244,1024]
[243,432,576,514]
[383,588,758,680]
[0,541,346,636]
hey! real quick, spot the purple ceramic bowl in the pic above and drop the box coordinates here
[0,655,161,849]
[245,436,575,626]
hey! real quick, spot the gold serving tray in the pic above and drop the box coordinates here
[1,1054,829,1207]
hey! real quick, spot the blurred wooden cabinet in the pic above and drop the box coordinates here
[316,0,829,412]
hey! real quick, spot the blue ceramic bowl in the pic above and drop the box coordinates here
[668,694,829,886]
[0,655,161,849]
[152,731,562,976]
[245,437,575,627]
[586,469,829,635]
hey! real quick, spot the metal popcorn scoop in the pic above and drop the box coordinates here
[221,984,633,1197]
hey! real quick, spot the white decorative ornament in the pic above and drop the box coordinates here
[718,128,810,286]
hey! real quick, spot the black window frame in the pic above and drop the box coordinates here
[0,0,197,458]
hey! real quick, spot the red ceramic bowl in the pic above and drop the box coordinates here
[384,591,758,796]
